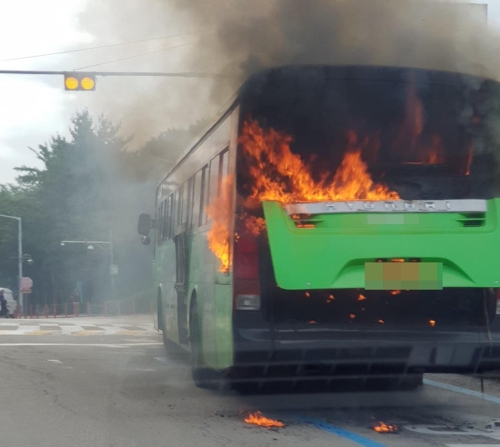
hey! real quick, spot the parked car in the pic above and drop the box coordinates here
[0,288,16,317]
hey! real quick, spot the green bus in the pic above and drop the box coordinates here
[139,65,500,392]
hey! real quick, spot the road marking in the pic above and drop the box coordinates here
[424,379,500,405]
[71,330,104,336]
[46,359,62,363]
[447,445,500,447]
[301,418,387,447]
[26,330,54,335]
[117,330,149,336]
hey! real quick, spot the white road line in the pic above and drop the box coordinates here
[447,445,500,447]
[424,379,500,405]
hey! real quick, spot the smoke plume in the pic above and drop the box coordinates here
[78,0,499,147]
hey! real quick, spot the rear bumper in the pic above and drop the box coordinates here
[233,322,500,376]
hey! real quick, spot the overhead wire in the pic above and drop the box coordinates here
[73,42,196,71]
[0,30,212,63]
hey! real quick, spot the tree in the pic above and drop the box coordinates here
[0,110,207,312]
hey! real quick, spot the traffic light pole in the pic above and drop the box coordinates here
[0,69,232,78]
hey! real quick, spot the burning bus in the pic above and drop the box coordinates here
[139,65,500,392]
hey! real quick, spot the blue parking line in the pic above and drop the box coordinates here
[424,378,500,405]
[300,418,387,447]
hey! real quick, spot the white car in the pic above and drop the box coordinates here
[0,288,16,317]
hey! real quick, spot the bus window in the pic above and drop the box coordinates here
[199,165,209,226]
[192,170,202,229]
[175,187,182,229]
[210,156,220,201]
[185,178,193,227]
[165,195,173,240]
[181,185,187,225]
[157,204,162,244]
[162,198,169,242]
[219,148,229,192]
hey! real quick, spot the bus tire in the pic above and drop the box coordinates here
[189,301,217,389]
[158,291,177,356]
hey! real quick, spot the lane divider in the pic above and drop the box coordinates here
[424,378,500,405]
[300,418,387,447]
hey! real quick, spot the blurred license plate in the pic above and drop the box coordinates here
[365,262,442,290]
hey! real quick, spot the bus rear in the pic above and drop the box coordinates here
[228,66,500,391]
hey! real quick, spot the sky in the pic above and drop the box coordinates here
[0,0,499,183]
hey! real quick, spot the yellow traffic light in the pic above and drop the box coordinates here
[64,73,96,91]
[64,76,79,90]
[81,76,95,90]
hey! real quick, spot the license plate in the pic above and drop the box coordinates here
[365,262,442,290]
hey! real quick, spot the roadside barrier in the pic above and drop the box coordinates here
[14,292,153,318]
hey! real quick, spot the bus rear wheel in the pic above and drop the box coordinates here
[189,302,218,389]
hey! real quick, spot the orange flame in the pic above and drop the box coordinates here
[244,411,285,428]
[206,175,233,273]
[245,215,266,236]
[373,422,399,433]
[358,294,367,301]
[240,119,399,206]
[429,319,436,327]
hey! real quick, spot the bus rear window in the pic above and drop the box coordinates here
[238,66,499,202]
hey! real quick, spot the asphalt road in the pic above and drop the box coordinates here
[2,315,500,447]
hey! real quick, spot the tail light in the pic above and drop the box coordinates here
[233,221,260,310]
[495,289,500,315]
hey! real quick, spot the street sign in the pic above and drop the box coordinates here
[20,288,32,294]
[110,265,119,275]
[20,277,33,290]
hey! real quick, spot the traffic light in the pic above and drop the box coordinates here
[64,72,96,91]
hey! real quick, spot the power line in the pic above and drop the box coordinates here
[0,30,211,63]
[73,42,195,71]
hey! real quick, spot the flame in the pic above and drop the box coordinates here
[423,135,446,165]
[429,319,436,327]
[378,319,385,324]
[206,175,233,273]
[240,119,399,206]
[373,422,399,433]
[392,78,456,165]
[349,313,356,320]
[390,290,401,295]
[245,215,266,236]
[358,294,367,301]
[393,77,424,161]
[244,411,285,428]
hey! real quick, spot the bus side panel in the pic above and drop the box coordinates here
[158,241,178,343]
[215,282,233,369]
[201,237,217,367]
[186,229,218,367]
[215,107,238,370]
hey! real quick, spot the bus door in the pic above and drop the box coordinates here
[174,223,189,345]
